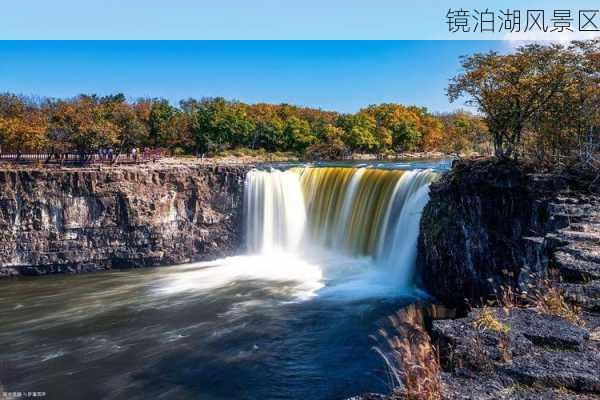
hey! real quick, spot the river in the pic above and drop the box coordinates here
[0,160,449,400]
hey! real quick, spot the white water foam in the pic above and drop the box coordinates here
[157,166,438,303]
[154,252,324,301]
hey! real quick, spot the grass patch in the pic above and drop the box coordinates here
[472,307,510,334]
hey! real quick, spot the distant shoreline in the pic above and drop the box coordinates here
[0,152,476,171]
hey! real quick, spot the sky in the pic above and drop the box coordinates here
[1,0,597,113]
[0,0,597,39]
[0,41,511,114]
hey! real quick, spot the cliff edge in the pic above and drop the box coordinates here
[0,163,250,277]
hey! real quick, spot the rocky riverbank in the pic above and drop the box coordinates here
[364,160,600,400]
[418,159,600,312]
[0,162,250,277]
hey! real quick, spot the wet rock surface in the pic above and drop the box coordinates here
[418,160,600,309]
[0,163,250,276]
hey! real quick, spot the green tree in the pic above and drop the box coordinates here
[187,97,255,153]
[284,116,315,152]
[148,99,177,147]
[336,113,377,152]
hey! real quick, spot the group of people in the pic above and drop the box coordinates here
[97,148,115,162]
[97,147,143,163]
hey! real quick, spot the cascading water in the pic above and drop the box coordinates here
[244,169,307,253]
[244,166,438,291]
[2,161,447,400]
[375,169,438,287]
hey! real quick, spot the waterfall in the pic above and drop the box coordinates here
[375,169,438,287]
[244,169,307,253]
[244,166,438,289]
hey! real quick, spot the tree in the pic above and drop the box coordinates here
[187,97,255,154]
[48,95,119,157]
[416,111,444,152]
[362,104,429,152]
[284,116,315,152]
[0,95,48,156]
[439,111,489,155]
[448,44,572,159]
[336,113,377,152]
[305,123,348,160]
[103,97,149,154]
[147,99,178,148]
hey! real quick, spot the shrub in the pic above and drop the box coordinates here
[172,147,188,156]
[472,307,510,335]
[304,141,348,161]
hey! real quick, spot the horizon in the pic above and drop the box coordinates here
[0,41,512,114]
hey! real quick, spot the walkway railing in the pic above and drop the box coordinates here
[0,150,165,165]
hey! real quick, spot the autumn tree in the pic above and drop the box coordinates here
[362,104,436,152]
[448,44,573,159]
[438,111,489,155]
[0,94,48,156]
[553,39,599,163]
[305,123,347,160]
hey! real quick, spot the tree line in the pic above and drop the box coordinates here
[449,39,599,164]
[0,93,488,160]
[7,39,594,163]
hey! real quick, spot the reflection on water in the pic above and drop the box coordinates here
[0,252,417,400]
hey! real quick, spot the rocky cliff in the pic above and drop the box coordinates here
[0,163,249,277]
[418,159,567,307]
[368,160,600,400]
[418,159,600,310]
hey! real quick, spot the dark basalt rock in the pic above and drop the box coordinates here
[418,159,600,309]
[409,159,600,400]
[433,307,600,397]
[0,163,250,277]
[440,372,599,400]
[417,159,563,308]
[560,281,600,312]
[500,349,600,393]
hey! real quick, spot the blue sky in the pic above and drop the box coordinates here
[0,41,510,113]
[0,0,597,39]
[1,1,597,112]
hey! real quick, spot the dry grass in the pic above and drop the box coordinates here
[371,305,442,400]
[472,307,510,335]
[495,283,525,312]
[472,307,512,363]
[529,280,583,326]
[498,333,512,363]
[494,270,583,327]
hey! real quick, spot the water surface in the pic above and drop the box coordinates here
[0,253,414,400]
[0,160,450,399]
